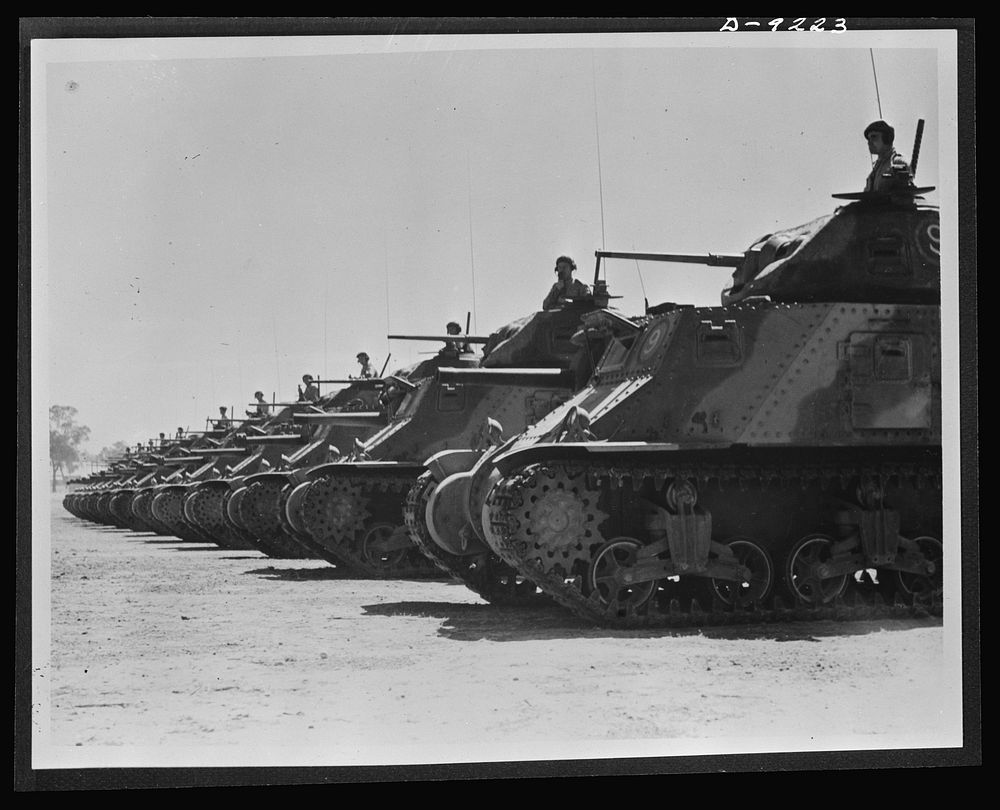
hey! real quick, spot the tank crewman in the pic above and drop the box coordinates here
[542,255,591,311]
[378,379,406,419]
[354,352,376,379]
[298,374,321,403]
[442,321,471,354]
[215,406,232,429]
[176,427,185,439]
[247,390,270,417]
[864,120,914,193]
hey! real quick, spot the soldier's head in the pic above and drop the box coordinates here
[356,352,369,363]
[254,390,264,400]
[302,374,314,384]
[446,321,461,335]
[864,120,895,156]
[219,406,227,416]
[555,255,577,281]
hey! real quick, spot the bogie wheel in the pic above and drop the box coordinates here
[710,537,774,607]
[894,535,943,599]
[361,523,408,570]
[587,537,657,610]
[784,533,849,605]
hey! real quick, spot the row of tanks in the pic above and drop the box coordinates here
[65,178,944,628]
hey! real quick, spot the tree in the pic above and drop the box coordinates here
[49,405,90,491]
[98,440,130,466]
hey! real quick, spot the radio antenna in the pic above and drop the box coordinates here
[466,151,479,334]
[592,52,607,252]
[632,240,648,313]
[869,49,883,119]
[271,313,281,395]
[383,234,391,360]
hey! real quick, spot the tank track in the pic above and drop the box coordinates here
[485,458,943,629]
[297,470,445,579]
[131,489,175,535]
[151,488,216,543]
[183,486,259,551]
[403,472,551,606]
[237,479,317,559]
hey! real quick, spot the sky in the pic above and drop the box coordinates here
[31,26,955,458]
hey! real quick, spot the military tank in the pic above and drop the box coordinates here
[284,305,606,578]
[64,440,177,529]
[147,422,260,546]
[63,464,136,523]
[187,378,390,558]
[227,351,483,561]
[403,290,631,603]
[470,184,943,628]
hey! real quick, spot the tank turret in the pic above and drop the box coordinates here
[723,195,939,305]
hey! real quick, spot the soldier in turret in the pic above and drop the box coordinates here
[442,321,471,354]
[215,406,232,429]
[298,375,320,403]
[354,353,376,379]
[542,255,591,310]
[248,390,270,417]
[864,120,913,193]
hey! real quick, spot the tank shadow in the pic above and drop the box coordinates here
[362,600,942,642]
[362,600,591,639]
[139,538,193,544]
[244,565,358,581]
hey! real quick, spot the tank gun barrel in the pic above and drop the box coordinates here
[268,400,341,407]
[387,334,490,344]
[308,380,386,386]
[596,249,745,269]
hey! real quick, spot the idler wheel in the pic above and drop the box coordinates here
[710,537,774,607]
[784,533,848,605]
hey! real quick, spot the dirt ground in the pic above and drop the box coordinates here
[32,491,964,778]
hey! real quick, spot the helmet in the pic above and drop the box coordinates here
[863,120,895,145]
[555,255,577,272]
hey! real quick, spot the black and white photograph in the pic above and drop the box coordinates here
[19,18,978,787]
